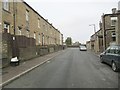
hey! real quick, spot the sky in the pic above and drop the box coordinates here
[24,0,119,44]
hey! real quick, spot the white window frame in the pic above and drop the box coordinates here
[3,0,9,11]
[111,31,116,37]
[111,17,117,26]
[26,10,29,21]
[38,19,40,28]
[18,27,22,35]
[4,22,10,33]
[26,30,29,37]
[46,23,47,32]
[38,34,41,44]
[34,32,36,39]
[43,34,44,45]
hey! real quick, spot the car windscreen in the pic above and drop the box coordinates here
[80,46,86,48]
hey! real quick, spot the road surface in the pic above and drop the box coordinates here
[4,48,118,88]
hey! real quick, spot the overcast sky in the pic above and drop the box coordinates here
[24,0,119,44]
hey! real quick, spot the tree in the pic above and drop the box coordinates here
[65,37,72,46]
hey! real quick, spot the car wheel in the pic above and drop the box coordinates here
[112,61,118,72]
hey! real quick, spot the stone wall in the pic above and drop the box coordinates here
[1,33,65,68]
[1,33,13,68]
[19,47,37,61]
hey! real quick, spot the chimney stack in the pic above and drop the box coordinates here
[112,8,117,14]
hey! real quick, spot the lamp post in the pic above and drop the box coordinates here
[89,24,96,52]
[89,24,96,34]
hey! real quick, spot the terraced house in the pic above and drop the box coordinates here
[102,8,120,50]
[87,8,120,53]
[0,0,63,67]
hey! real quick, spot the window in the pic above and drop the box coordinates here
[116,49,120,55]
[4,22,10,33]
[34,32,36,39]
[3,0,9,11]
[109,47,116,54]
[26,30,29,37]
[111,31,116,41]
[38,34,41,44]
[106,49,110,53]
[42,33,44,45]
[114,47,120,55]
[43,36,44,45]
[38,19,40,28]
[106,47,110,53]
[111,17,117,26]
[18,27,22,35]
[111,31,116,37]
[112,37,116,41]
[26,10,29,21]
[46,23,47,31]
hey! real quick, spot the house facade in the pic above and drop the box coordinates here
[1,0,63,46]
[102,8,120,50]
[1,0,64,67]
[88,8,120,53]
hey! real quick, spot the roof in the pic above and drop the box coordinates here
[21,0,62,34]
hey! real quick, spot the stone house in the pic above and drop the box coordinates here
[1,0,63,67]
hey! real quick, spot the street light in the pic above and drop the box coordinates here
[89,24,97,52]
[89,24,96,34]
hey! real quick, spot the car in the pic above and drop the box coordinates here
[100,45,120,72]
[79,45,87,51]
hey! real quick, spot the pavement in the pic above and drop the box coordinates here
[0,50,65,87]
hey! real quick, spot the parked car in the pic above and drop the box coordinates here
[79,45,87,51]
[100,45,120,72]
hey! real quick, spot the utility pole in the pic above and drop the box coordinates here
[89,24,96,52]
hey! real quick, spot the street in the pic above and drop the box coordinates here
[4,48,118,88]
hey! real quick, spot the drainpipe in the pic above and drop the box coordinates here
[13,0,16,36]
[103,15,106,50]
